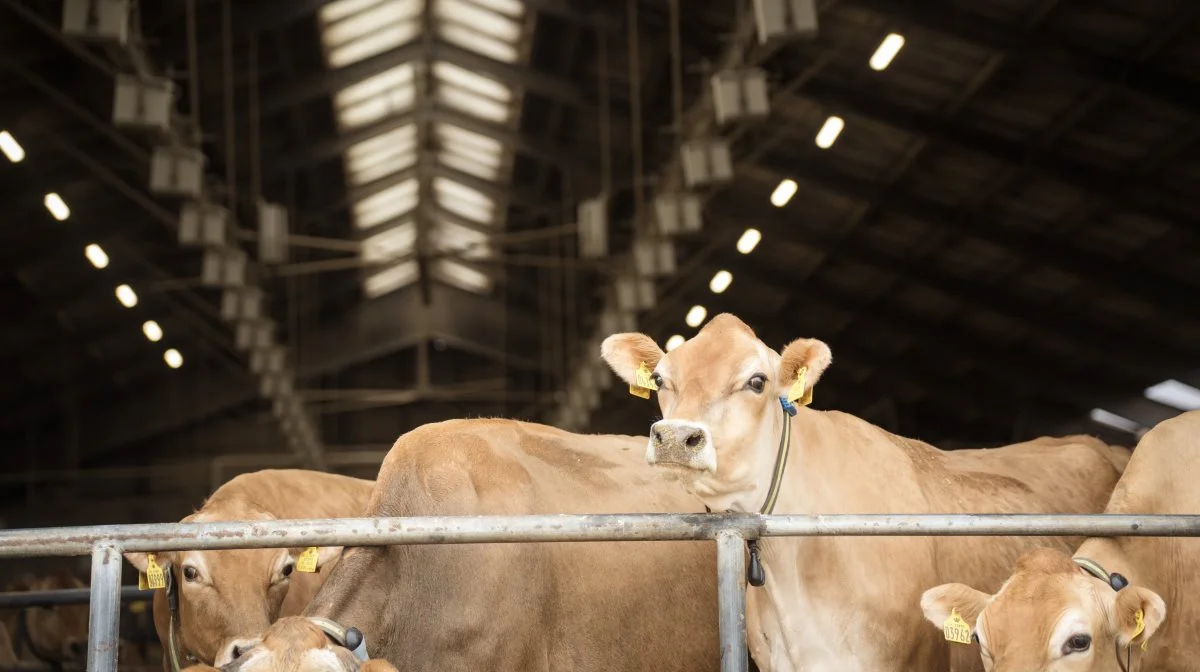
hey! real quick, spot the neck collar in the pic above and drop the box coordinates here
[1072,557,1144,671]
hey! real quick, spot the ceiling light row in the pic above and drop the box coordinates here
[5,129,185,370]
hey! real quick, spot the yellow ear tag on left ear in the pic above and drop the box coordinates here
[943,608,972,645]
[137,571,148,591]
[629,361,657,399]
[1133,608,1148,650]
[144,553,166,590]
[296,547,319,573]
[786,366,812,406]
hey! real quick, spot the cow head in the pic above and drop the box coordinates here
[124,511,343,667]
[5,571,91,663]
[206,617,397,672]
[920,548,1166,671]
[601,313,831,511]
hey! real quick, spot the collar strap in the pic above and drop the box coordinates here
[308,617,370,661]
[758,398,794,515]
[1073,557,1129,591]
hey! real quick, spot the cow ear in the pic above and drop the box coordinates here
[360,661,400,672]
[600,333,665,387]
[778,338,832,396]
[124,552,173,573]
[287,546,344,572]
[1114,586,1166,648]
[920,583,989,631]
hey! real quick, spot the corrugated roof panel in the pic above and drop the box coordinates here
[322,0,424,67]
[364,259,420,298]
[431,216,491,259]
[433,176,494,224]
[434,0,523,63]
[333,64,416,130]
[353,177,419,229]
[433,259,493,293]
[345,123,419,186]
[362,219,418,263]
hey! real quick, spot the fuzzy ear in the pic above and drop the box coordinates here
[1113,585,1166,648]
[124,551,174,574]
[920,583,990,632]
[778,337,832,395]
[287,546,344,572]
[600,333,665,387]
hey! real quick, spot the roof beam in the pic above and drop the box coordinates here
[791,76,1198,232]
[748,158,1199,329]
[850,0,1200,115]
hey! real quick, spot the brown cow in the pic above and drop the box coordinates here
[600,313,1129,671]
[124,469,374,669]
[920,409,1199,671]
[0,571,90,664]
[237,419,720,672]
[179,617,398,672]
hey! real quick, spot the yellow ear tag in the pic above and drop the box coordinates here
[296,547,319,573]
[629,361,657,399]
[144,554,166,590]
[1133,608,1148,650]
[943,608,972,645]
[137,571,148,591]
[786,366,813,406]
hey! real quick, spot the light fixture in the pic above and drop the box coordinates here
[43,193,70,221]
[142,320,163,343]
[665,334,685,352]
[709,270,733,294]
[736,228,761,254]
[1089,408,1143,434]
[869,33,906,71]
[0,130,25,163]
[685,305,707,328]
[1144,379,1200,411]
[115,284,138,308]
[815,116,845,149]
[770,179,798,207]
[164,348,183,369]
[84,244,109,269]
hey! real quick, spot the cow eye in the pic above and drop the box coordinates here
[970,632,979,644]
[182,566,199,582]
[282,564,294,578]
[651,373,664,389]
[1063,633,1091,654]
[747,374,767,393]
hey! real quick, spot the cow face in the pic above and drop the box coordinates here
[920,548,1165,672]
[6,572,90,663]
[125,532,342,667]
[601,313,831,511]
[212,617,397,672]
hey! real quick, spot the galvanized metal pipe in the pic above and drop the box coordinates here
[715,531,749,672]
[86,544,122,672]
[0,586,150,608]
[2,513,1199,559]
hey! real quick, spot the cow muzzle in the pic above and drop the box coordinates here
[647,420,716,472]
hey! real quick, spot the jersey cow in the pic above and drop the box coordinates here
[181,617,399,672]
[600,313,1129,672]
[245,419,720,672]
[920,409,1200,671]
[124,469,374,670]
[1,572,90,665]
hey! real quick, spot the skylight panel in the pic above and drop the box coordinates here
[436,123,504,179]
[433,259,492,294]
[345,124,419,186]
[467,0,524,19]
[320,0,389,24]
[431,216,491,259]
[435,0,522,43]
[437,122,504,155]
[364,259,419,298]
[438,86,510,123]
[353,177,419,229]
[327,20,420,68]
[433,177,494,224]
[439,149,501,181]
[433,61,512,103]
[334,64,416,130]
[322,0,422,67]
[361,219,417,263]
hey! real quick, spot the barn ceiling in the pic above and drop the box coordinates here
[1,0,1198,524]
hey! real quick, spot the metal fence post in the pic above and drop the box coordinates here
[715,530,749,672]
[87,543,123,672]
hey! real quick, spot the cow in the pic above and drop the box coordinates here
[123,469,374,670]
[1,571,90,665]
[600,313,1130,671]
[180,617,400,672]
[919,409,1199,671]
[230,419,721,672]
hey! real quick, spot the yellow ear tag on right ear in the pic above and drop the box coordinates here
[144,554,166,590]
[629,361,657,399]
[786,366,811,406]
[137,571,148,591]
[943,608,972,645]
[1133,608,1148,650]
[296,547,319,573]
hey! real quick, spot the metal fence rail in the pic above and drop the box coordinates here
[3,512,1198,672]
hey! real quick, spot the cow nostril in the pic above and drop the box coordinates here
[232,644,245,660]
[685,431,703,449]
[652,429,663,444]
[70,641,86,656]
